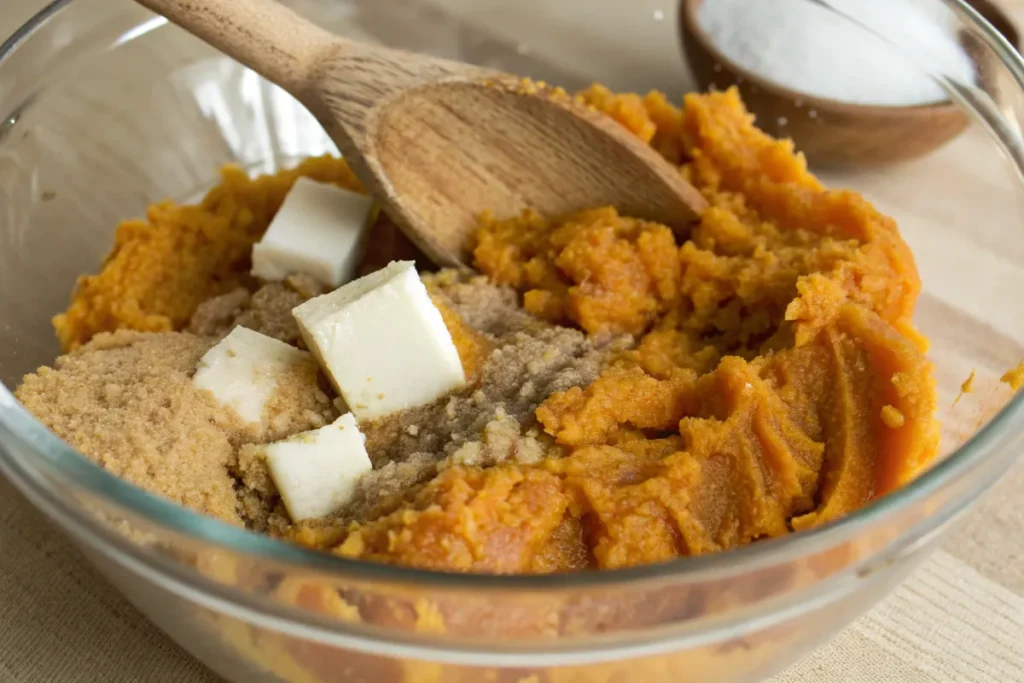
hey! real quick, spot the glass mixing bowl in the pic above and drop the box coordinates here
[1,1,1023,681]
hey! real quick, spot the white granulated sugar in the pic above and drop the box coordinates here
[698,0,976,106]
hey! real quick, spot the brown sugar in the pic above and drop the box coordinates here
[190,276,326,347]
[16,328,336,530]
[15,331,243,524]
[187,287,251,337]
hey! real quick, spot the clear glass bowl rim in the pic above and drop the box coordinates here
[0,0,1021,597]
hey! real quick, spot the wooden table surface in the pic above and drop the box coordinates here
[0,1,1023,682]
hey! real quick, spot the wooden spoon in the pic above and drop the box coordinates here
[135,0,707,267]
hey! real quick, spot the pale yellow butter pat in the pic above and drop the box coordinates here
[292,260,466,420]
[251,176,374,288]
[192,326,314,424]
[264,413,371,521]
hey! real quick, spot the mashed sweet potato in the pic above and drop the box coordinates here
[300,89,939,572]
[44,86,939,574]
[53,156,362,351]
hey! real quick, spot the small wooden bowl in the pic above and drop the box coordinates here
[679,0,1021,169]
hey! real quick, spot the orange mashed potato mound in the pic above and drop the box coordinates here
[52,86,940,574]
[326,88,938,572]
[53,156,362,351]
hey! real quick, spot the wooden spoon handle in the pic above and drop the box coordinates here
[134,0,339,95]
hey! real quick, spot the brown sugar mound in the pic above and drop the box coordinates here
[16,329,337,530]
[52,156,361,351]
[188,274,328,347]
[15,331,242,524]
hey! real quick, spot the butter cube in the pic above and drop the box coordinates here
[264,413,371,521]
[251,177,374,288]
[292,260,466,420]
[193,326,314,424]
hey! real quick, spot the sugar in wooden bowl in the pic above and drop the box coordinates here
[679,0,1021,169]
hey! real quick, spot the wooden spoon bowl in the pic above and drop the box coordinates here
[679,0,1021,170]
[135,0,708,269]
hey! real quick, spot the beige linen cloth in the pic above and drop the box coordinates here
[2,1,1024,681]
